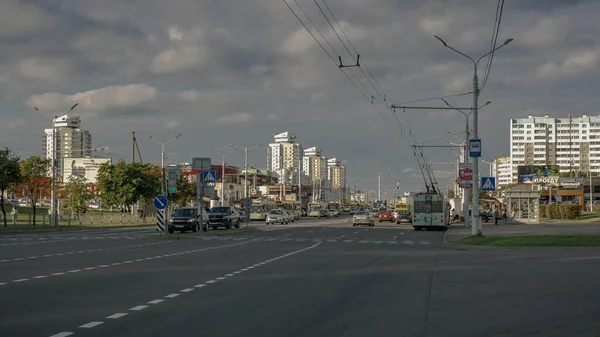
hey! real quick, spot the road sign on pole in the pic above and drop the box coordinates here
[153,195,168,210]
[156,209,165,233]
[192,157,211,171]
[469,139,481,157]
[481,177,496,191]
[203,170,216,183]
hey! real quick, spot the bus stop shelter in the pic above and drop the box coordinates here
[504,184,541,224]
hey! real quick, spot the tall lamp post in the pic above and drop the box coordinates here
[368,168,391,202]
[229,143,263,200]
[150,134,182,196]
[482,160,493,177]
[213,148,236,206]
[434,34,513,236]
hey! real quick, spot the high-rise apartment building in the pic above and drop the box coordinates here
[329,165,346,189]
[491,156,512,186]
[43,114,92,175]
[510,114,600,181]
[302,146,327,183]
[266,132,302,184]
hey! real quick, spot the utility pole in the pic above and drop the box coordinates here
[432,35,513,236]
[212,148,235,206]
[51,116,57,227]
[230,143,263,200]
[151,134,182,236]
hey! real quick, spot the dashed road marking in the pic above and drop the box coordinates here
[165,293,180,298]
[50,332,74,337]
[79,321,103,328]
[148,299,164,304]
[130,305,148,311]
[180,288,194,293]
[106,313,128,319]
[13,278,29,283]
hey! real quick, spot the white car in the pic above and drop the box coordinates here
[328,209,339,217]
[266,209,288,225]
[353,211,375,227]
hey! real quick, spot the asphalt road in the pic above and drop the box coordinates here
[1,215,599,337]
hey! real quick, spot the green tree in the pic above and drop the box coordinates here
[168,172,196,207]
[96,160,161,211]
[447,189,455,199]
[0,148,21,227]
[64,175,93,214]
[20,156,51,226]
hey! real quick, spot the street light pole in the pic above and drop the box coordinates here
[150,134,182,196]
[230,143,263,200]
[482,160,493,177]
[213,148,236,206]
[435,35,513,236]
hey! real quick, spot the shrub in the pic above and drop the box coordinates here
[558,205,567,219]
[564,204,582,219]
[539,204,547,218]
[548,204,559,219]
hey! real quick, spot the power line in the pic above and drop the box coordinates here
[481,0,505,92]
[283,0,392,124]
[395,92,473,105]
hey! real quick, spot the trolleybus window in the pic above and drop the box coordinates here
[413,201,443,213]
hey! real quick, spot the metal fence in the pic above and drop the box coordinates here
[1,212,156,227]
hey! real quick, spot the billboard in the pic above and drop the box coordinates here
[517,165,560,184]
[458,163,473,188]
[62,157,112,183]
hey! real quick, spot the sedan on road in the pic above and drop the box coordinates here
[353,211,375,227]
[328,209,339,217]
[378,210,394,223]
[168,207,208,233]
[266,209,288,225]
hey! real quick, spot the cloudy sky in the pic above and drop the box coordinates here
[1,0,599,195]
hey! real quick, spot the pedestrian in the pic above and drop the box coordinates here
[494,209,499,225]
[11,206,18,225]
[502,210,507,224]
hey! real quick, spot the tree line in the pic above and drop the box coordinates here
[0,147,197,227]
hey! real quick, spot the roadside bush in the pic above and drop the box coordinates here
[564,204,582,219]
[545,205,552,219]
[539,204,547,218]
[558,205,567,219]
[548,204,559,219]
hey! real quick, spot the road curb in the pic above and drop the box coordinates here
[0,224,154,235]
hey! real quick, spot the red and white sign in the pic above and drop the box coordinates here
[458,163,473,188]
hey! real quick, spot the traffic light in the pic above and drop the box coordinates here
[166,166,180,194]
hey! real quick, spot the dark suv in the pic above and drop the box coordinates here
[208,206,241,229]
[168,207,208,233]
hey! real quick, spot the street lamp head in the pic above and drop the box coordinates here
[176,133,182,139]
[504,38,514,45]
[481,101,492,108]
[434,35,447,47]
[69,103,79,111]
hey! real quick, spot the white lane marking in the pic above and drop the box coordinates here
[0,282,6,286]
[180,288,194,293]
[420,241,430,245]
[393,236,397,239]
[226,273,235,277]
[33,275,48,279]
[13,258,24,261]
[13,278,29,283]
[0,240,256,287]
[98,265,109,268]
[232,271,242,274]
[130,305,148,311]
[50,332,74,337]
[403,240,414,245]
[216,277,227,280]
[106,313,128,319]
[47,242,321,337]
[340,234,346,238]
[148,299,164,304]
[353,231,359,234]
[84,267,96,270]
[79,321,103,328]
[401,232,405,235]
[28,256,39,259]
[205,280,217,283]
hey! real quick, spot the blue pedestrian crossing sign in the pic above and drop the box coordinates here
[481,177,496,191]
[203,170,216,183]
[153,195,168,210]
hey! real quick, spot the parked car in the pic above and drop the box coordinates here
[353,211,375,227]
[168,207,208,233]
[208,206,241,229]
[378,210,394,223]
[328,209,339,217]
[266,209,287,225]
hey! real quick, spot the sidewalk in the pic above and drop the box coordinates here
[446,221,600,242]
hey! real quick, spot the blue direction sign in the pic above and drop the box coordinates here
[469,139,481,157]
[481,177,496,191]
[153,195,168,210]
[203,170,216,183]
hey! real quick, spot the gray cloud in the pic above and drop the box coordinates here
[1,0,600,191]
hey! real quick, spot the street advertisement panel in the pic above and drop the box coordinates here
[458,163,473,188]
[62,157,112,183]
[517,165,560,185]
